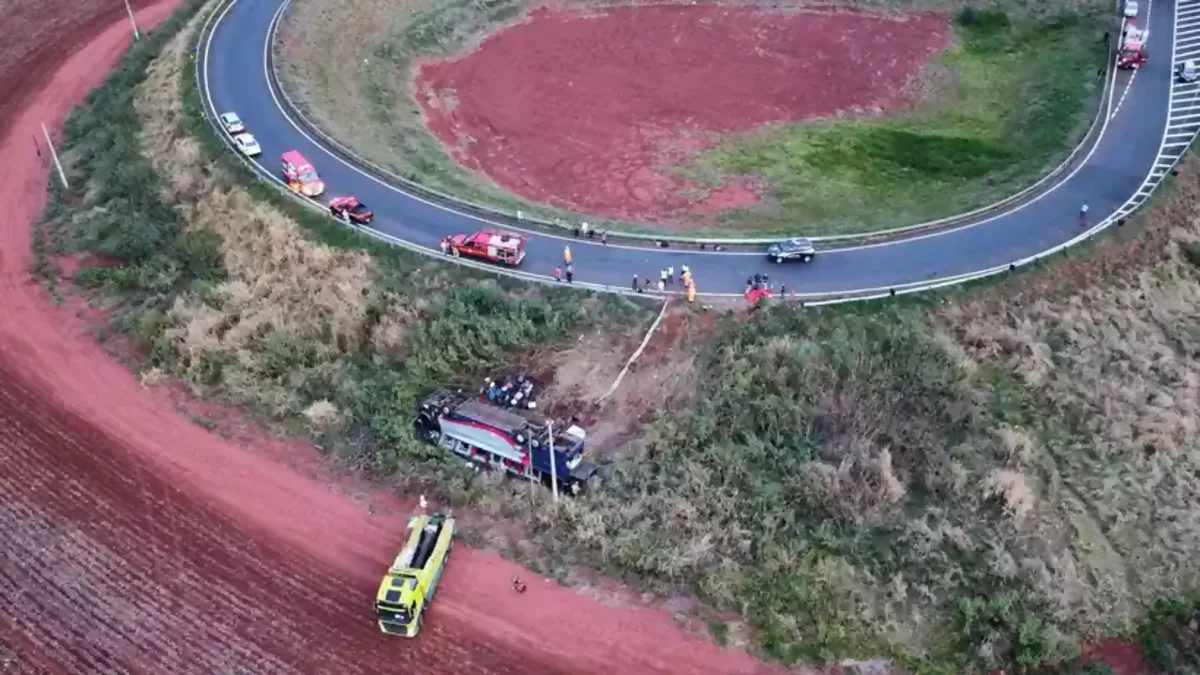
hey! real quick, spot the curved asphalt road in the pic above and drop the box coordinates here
[204,0,1187,297]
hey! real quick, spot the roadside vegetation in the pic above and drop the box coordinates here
[276,0,1109,236]
[36,2,1200,674]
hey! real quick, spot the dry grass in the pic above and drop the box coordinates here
[935,162,1200,633]
[274,0,428,154]
[532,304,703,454]
[134,16,384,414]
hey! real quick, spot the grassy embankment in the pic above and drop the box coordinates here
[275,0,557,219]
[276,0,1108,236]
[686,8,1110,234]
[35,2,1200,673]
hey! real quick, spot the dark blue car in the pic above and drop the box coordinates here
[766,238,816,263]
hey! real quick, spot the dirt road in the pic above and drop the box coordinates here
[0,3,786,673]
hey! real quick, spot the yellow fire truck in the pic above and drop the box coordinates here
[373,509,456,637]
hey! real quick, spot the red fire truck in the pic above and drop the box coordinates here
[441,230,526,267]
[1118,24,1148,70]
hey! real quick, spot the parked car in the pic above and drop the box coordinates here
[1179,59,1198,82]
[329,196,373,224]
[233,133,261,157]
[766,237,816,263]
[218,112,245,134]
[1124,0,1139,18]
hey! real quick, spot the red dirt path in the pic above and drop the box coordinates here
[415,4,948,222]
[0,3,791,674]
[0,0,161,138]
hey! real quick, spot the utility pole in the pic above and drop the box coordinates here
[41,123,68,189]
[123,0,141,40]
[527,435,536,507]
[547,420,558,502]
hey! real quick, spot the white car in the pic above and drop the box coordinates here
[233,133,261,157]
[1124,0,1139,18]
[218,112,245,134]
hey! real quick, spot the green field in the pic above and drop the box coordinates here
[683,10,1109,234]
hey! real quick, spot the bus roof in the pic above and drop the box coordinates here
[454,400,527,434]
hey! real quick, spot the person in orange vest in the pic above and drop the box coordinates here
[681,268,692,288]
[687,283,696,304]
[563,245,572,266]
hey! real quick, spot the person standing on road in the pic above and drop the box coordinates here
[440,238,449,255]
[554,266,563,282]
[601,231,608,245]
[660,268,668,286]
[564,245,572,266]
[631,274,639,292]
[667,265,675,285]
[1079,202,1090,226]
[565,264,574,283]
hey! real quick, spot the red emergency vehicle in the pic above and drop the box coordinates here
[1118,24,1148,70]
[441,230,526,267]
[280,150,325,197]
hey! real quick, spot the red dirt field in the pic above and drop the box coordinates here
[0,0,161,138]
[414,4,949,221]
[0,3,794,674]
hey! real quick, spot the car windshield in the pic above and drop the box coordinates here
[224,114,239,124]
[239,136,255,146]
[351,204,368,214]
[298,169,319,183]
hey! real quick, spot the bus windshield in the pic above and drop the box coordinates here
[376,600,411,626]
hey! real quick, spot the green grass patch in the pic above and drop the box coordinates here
[1136,592,1200,671]
[685,10,1109,235]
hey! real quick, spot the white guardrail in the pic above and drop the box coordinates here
[264,0,1121,247]
[197,0,1193,303]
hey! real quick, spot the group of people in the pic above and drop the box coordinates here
[630,265,696,303]
[553,245,575,283]
[572,221,607,245]
[746,273,772,294]
[483,373,536,410]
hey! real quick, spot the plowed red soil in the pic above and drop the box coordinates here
[0,3,790,674]
[0,0,160,138]
[414,4,948,221]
